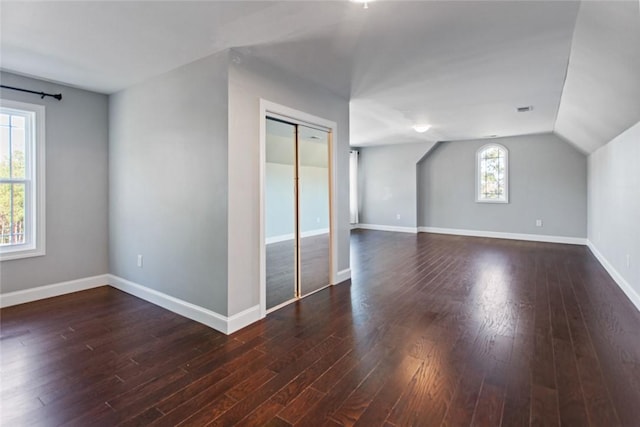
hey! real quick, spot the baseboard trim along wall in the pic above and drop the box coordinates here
[266,228,330,245]
[0,273,262,334]
[0,274,109,308]
[587,241,640,312]
[355,224,418,233]
[2,240,635,330]
[418,226,587,245]
[335,268,351,284]
[107,275,261,335]
[225,305,263,335]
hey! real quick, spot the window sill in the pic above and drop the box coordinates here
[476,199,509,204]
[0,246,46,261]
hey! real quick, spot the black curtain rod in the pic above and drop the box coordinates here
[1,85,62,101]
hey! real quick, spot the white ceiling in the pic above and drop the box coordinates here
[243,1,580,146]
[1,1,638,153]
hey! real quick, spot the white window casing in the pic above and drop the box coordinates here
[0,99,45,261]
[476,143,508,204]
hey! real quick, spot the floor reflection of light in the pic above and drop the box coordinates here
[350,316,376,357]
[471,260,517,337]
[1,338,46,414]
[399,344,461,413]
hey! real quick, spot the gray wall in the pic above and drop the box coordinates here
[228,50,350,316]
[266,163,329,239]
[358,142,436,228]
[266,163,295,238]
[299,166,330,234]
[0,72,109,293]
[109,53,229,315]
[588,121,639,294]
[418,133,587,237]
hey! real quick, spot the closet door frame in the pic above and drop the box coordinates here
[259,99,338,317]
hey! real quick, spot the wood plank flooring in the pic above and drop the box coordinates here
[266,233,330,309]
[2,229,640,426]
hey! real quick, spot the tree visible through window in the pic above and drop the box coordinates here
[477,144,508,203]
[0,99,45,260]
[1,113,27,245]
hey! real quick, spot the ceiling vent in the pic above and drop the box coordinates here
[517,106,533,112]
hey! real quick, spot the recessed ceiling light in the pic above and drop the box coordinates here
[351,0,374,9]
[517,106,533,112]
[413,124,431,133]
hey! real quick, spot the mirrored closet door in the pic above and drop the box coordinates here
[265,117,331,311]
[297,125,330,297]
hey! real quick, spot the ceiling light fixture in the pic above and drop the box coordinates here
[413,124,431,133]
[352,0,373,9]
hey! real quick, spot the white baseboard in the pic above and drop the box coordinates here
[0,274,109,308]
[417,226,587,245]
[355,224,418,234]
[107,274,260,335]
[266,228,330,244]
[586,241,640,312]
[226,304,262,334]
[335,268,351,284]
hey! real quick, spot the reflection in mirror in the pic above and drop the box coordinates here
[265,118,296,309]
[298,125,330,296]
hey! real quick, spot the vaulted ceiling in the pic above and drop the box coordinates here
[554,0,640,153]
[1,1,638,153]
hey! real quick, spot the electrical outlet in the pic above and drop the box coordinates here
[627,254,631,269]
[396,214,401,220]
[535,219,543,227]
[137,254,143,268]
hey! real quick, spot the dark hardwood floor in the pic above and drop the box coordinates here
[2,230,640,426]
[266,237,296,308]
[266,233,331,309]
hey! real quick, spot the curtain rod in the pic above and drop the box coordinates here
[1,85,62,101]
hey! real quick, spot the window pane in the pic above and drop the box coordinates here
[0,103,42,257]
[487,147,499,159]
[11,115,25,128]
[0,182,26,245]
[479,145,507,201]
[0,126,9,179]
[11,127,26,179]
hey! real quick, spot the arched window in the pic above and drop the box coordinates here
[476,144,508,203]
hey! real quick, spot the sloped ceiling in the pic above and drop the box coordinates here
[554,0,640,154]
[1,1,638,151]
[0,1,353,93]
[238,1,581,146]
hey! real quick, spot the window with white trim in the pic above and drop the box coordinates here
[476,143,508,203]
[349,150,359,224]
[0,100,45,260]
